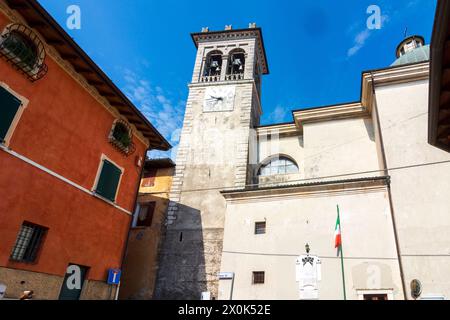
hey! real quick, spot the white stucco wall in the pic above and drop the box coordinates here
[302,117,381,180]
[219,183,404,300]
[256,134,304,185]
[375,79,450,299]
[257,134,304,169]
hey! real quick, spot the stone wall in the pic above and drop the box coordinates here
[154,32,263,299]
[0,267,116,300]
[155,82,257,299]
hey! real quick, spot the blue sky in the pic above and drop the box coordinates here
[38,0,437,157]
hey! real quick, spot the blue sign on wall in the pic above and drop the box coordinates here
[107,269,121,285]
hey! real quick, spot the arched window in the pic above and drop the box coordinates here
[108,119,136,156]
[0,24,48,81]
[112,121,132,147]
[226,49,245,79]
[2,30,38,71]
[258,156,299,176]
[203,50,223,77]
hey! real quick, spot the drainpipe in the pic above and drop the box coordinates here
[116,148,149,300]
[370,73,408,300]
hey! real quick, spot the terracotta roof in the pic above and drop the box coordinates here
[4,0,171,151]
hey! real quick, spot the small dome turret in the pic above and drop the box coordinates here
[391,35,430,66]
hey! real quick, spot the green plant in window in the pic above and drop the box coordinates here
[112,122,131,148]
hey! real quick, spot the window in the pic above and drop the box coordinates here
[258,156,299,176]
[0,24,48,81]
[94,159,123,202]
[0,85,22,143]
[135,202,156,227]
[112,122,131,148]
[363,294,388,300]
[202,50,223,81]
[255,221,266,235]
[252,271,265,284]
[357,289,393,300]
[10,222,47,263]
[109,120,135,156]
[141,168,157,187]
[2,31,38,71]
[226,49,245,79]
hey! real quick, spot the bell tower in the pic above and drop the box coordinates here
[154,24,269,299]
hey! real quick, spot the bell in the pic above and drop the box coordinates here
[239,65,243,71]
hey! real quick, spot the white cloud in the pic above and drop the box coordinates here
[346,10,389,58]
[407,0,420,8]
[121,69,184,160]
[268,105,289,123]
[347,29,371,57]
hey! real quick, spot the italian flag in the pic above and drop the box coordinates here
[334,211,342,248]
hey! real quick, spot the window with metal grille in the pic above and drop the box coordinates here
[94,159,122,202]
[108,120,136,156]
[141,168,157,187]
[136,202,156,227]
[10,222,47,263]
[0,24,48,81]
[255,221,266,234]
[252,271,265,284]
[2,31,38,71]
[0,85,22,143]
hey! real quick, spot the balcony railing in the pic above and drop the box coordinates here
[200,75,220,82]
[225,73,244,81]
[200,72,245,83]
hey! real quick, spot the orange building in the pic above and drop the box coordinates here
[0,0,170,300]
[120,158,175,300]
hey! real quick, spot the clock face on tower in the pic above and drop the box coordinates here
[203,85,236,112]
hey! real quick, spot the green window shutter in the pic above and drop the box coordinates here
[95,160,122,202]
[0,86,22,142]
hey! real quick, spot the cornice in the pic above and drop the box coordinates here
[362,62,429,87]
[361,62,430,113]
[293,102,368,130]
[221,176,389,203]
[256,122,300,137]
[288,62,430,130]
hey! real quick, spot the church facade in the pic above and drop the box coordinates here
[155,26,450,300]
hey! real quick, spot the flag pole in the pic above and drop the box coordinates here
[337,205,347,300]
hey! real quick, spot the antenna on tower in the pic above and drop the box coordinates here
[404,27,408,39]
